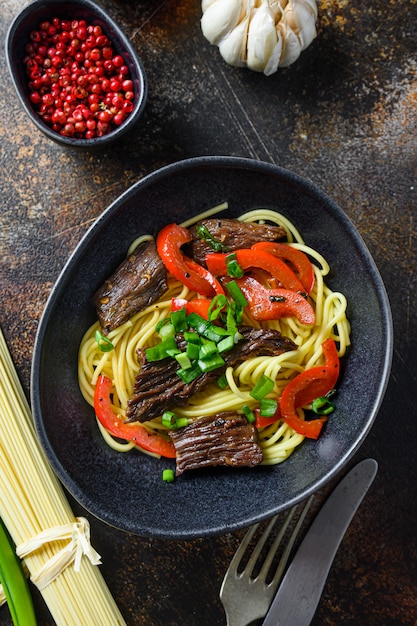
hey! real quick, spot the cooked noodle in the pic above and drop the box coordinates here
[78,207,350,464]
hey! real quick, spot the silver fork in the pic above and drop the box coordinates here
[220,495,314,626]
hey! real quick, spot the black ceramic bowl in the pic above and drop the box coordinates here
[31,157,393,539]
[5,0,147,148]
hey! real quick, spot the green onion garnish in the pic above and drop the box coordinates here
[162,469,175,483]
[171,307,188,333]
[186,312,210,335]
[155,318,172,334]
[208,294,228,322]
[162,411,189,429]
[250,374,275,400]
[175,417,189,428]
[217,335,235,353]
[195,223,229,252]
[259,398,278,417]
[312,391,336,415]
[183,331,200,344]
[217,373,228,389]
[177,361,203,383]
[95,330,114,352]
[242,404,256,423]
[198,353,225,373]
[187,312,229,343]
[145,336,178,362]
[225,280,249,309]
[199,338,218,359]
[226,253,244,278]
[161,411,177,428]
[175,352,192,369]
[185,342,200,360]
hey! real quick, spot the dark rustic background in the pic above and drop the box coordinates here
[1,0,416,624]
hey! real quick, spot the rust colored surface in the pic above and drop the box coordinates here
[1,0,416,624]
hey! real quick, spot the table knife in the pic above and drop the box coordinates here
[262,457,378,626]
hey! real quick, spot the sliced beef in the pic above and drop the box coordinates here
[93,240,168,334]
[126,327,296,423]
[169,412,263,476]
[186,218,286,266]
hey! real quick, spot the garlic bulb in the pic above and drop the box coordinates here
[201,0,318,76]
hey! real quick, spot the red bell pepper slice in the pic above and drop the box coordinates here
[251,242,315,294]
[171,297,212,320]
[205,248,306,293]
[279,339,340,439]
[94,375,176,458]
[156,223,217,297]
[184,257,225,295]
[254,406,282,429]
[235,275,315,325]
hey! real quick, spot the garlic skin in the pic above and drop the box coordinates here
[201,0,318,76]
[201,0,246,45]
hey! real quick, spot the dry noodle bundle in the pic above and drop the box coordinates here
[0,327,126,625]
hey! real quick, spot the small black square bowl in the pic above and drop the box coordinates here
[5,0,147,148]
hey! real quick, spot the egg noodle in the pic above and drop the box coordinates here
[78,205,351,465]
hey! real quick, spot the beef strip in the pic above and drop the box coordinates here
[126,327,296,423]
[186,218,286,265]
[169,412,263,476]
[93,240,168,334]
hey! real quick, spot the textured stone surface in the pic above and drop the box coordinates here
[0,0,416,623]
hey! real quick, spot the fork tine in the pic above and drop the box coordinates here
[220,495,314,626]
[256,506,298,580]
[262,494,314,586]
[242,515,279,577]
[223,522,259,579]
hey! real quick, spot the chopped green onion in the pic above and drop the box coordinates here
[161,411,177,428]
[175,417,189,428]
[195,223,229,252]
[166,348,181,357]
[95,330,114,352]
[225,280,249,309]
[242,404,256,423]
[230,300,245,326]
[312,392,336,415]
[217,335,235,353]
[171,307,188,333]
[198,353,225,372]
[187,312,229,343]
[177,361,203,383]
[217,373,229,389]
[162,411,189,429]
[226,253,244,278]
[250,374,275,400]
[184,331,201,344]
[186,342,200,360]
[225,303,239,336]
[187,312,210,335]
[205,325,230,342]
[145,336,178,362]
[162,469,175,483]
[208,294,228,322]
[175,352,192,369]
[156,318,172,334]
[158,321,175,339]
[259,398,278,417]
[199,339,218,359]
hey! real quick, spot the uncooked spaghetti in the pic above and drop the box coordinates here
[0,327,126,625]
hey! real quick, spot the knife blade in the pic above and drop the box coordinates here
[262,458,378,626]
